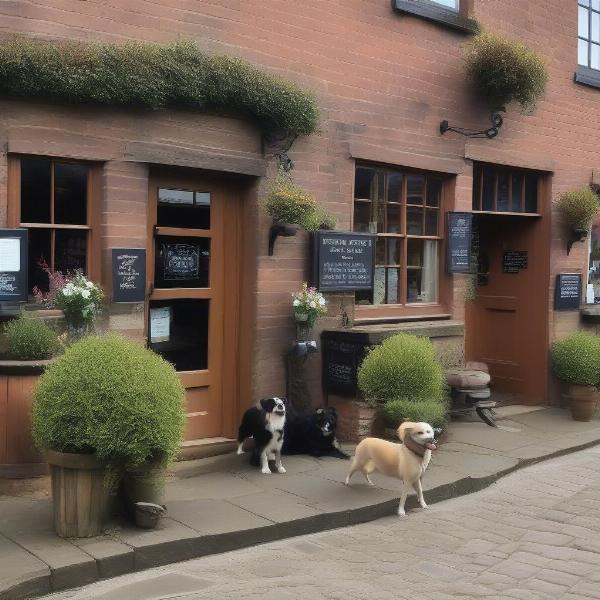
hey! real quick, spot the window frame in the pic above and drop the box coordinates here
[391,0,477,35]
[578,0,600,71]
[352,161,452,322]
[7,156,101,295]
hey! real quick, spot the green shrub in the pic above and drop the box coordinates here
[265,172,336,231]
[550,331,600,386]
[383,398,449,430]
[555,187,600,231]
[0,38,319,136]
[357,334,444,404]
[32,334,185,470]
[464,32,548,110]
[4,315,59,360]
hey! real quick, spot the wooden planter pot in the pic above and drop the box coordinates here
[563,384,599,422]
[0,360,52,478]
[327,397,384,443]
[46,450,109,538]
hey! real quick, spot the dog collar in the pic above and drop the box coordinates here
[403,436,436,457]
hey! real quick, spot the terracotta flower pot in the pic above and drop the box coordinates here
[564,384,599,422]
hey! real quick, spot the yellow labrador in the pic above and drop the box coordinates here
[345,421,437,516]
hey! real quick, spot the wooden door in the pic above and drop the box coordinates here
[147,170,236,441]
[465,214,549,404]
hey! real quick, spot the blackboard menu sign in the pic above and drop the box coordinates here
[321,331,371,396]
[554,273,582,310]
[164,243,200,280]
[312,231,376,292]
[503,251,528,274]
[446,212,472,273]
[0,229,27,302]
[112,249,146,303]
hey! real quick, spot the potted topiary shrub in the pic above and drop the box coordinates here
[0,315,60,478]
[464,32,548,112]
[356,334,447,439]
[555,187,600,254]
[32,334,185,537]
[550,331,600,422]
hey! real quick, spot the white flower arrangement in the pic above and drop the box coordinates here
[54,272,104,328]
[291,283,327,326]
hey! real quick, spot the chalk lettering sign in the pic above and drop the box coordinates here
[163,243,200,280]
[0,229,27,302]
[312,231,376,292]
[321,331,371,396]
[446,212,473,274]
[554,273,582,310]
[503,251,528,274]
[112,249,146,303]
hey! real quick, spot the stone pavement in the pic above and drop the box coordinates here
[42,446,600,600]
[1,407,600,599]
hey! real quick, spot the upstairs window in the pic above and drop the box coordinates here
[579,0,600,70]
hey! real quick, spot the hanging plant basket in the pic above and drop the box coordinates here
[555,187,600,254]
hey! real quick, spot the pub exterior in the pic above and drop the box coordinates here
[0,0,597,458]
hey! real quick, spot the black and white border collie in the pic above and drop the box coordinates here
[237,397,287,474]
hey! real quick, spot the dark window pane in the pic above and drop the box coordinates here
[374,197,385,233]
[386,268,400,304]
[482,167,495,211]
[497,172,509,212]
[28,229,51,294]
[149,299,208,371]
[425,209,438,236]
[472,167,481,210]
[55,230,87,275]
[387,238,401,265]
[355,289,373,305]
[353,201,371,233]
[387,204,401,233]
[388,172,403,203]
[54,163,88,225]
[154,236,210,289]
[376,238,386,265]
[407,206,423,235]
[426,178,441,207]
[407,175,424,204]
[354,168,375,199]
[157,188,210,229]
[525,174,538,212]
[511,174,523,212]
[21,159,51,223]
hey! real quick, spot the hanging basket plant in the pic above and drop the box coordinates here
[0,38,319,137]
[556,187,600,253]
[464,32,548,111]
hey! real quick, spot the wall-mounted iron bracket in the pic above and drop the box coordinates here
[440,108,505,139]
[268,223,298,256]
[567,228,588,255]
[262,131,298,172]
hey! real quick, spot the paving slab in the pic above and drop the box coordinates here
[1,406,599,599]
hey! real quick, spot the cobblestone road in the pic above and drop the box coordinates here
[45,448,600,600]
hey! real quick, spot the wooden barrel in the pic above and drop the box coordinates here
[46,450,108,538]
[0,361,51,478]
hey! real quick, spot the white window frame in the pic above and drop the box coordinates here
[579,0,600,70]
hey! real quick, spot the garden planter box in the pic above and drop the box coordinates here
[0,359,51,478]
[328,396,384,443]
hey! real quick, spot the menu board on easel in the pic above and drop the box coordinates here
[0,229,27,302]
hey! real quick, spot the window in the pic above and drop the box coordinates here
[17,158,92,294]
[353,165,442,306]
[391,0,476,34]
[472,164,539,214]
[429,0,458,10]
[579,0,600,70]
[588,219,600,303]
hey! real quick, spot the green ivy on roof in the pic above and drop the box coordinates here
[0,38,319,137]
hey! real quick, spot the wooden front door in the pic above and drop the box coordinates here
[465,214,549,404]
[147,170,239,441]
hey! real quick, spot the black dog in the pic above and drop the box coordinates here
[237,397,287,474]
[282,407,348,459]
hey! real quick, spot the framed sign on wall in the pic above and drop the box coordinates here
[0,229,28,302]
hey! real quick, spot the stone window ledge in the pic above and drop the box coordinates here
[391,0,478,34]
[574,66,600,91]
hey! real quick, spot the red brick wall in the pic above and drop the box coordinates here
[0,1,594,406]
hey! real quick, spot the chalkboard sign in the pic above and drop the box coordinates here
[0,229,27,302]
[312,231,376,292]
[446,212,472,274]
[112,249,146,303]
[163,243,200,281]
[503,251,528,274]
[321,331,371,396]
[554,273,582,310]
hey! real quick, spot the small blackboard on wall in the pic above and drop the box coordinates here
[554,273,582,310]
[312,231,376,292]
[0,229,27,302]
[446,212,472,273]
[112,249,146,303]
